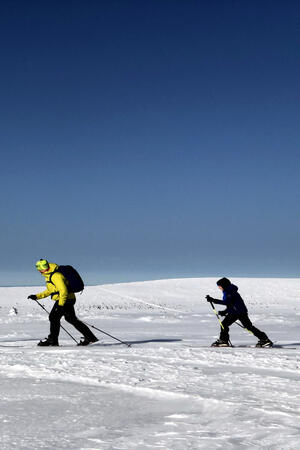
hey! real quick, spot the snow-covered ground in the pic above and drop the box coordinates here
[0,278,299,449]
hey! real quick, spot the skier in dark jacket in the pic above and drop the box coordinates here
[206,277,273,347]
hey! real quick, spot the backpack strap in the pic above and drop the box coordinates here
[47,269,59,298]
[47,269,58,286]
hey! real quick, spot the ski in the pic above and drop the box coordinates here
[238,345,296,350]
[209,345,297,350]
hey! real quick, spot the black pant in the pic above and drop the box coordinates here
[49,300,97,342]
[220,314,268,342]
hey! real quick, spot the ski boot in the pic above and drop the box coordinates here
[255,339,273,348]
[37,337,59,346]
[77,336,99,346]
[211,339,230,347]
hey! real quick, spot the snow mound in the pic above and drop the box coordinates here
[0,278,299,449]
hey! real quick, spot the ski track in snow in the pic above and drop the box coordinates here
[0,277,299,449]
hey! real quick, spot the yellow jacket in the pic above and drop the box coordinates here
[36,263,75,306]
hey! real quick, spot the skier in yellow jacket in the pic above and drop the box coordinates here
[28,259,98,346]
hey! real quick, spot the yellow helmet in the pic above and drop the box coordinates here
[35,259,49,271]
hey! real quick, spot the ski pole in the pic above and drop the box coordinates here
[235,321,254,335]
[82,321,131,347]
[208,301,233,347]
[34,299,79,344]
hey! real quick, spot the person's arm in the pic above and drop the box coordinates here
[36,288,52,300]
[205,295,224,305]
[210,298,224,305]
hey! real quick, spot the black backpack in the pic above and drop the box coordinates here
[49,265,84,293]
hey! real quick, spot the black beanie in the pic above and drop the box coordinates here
[216,277,231,289]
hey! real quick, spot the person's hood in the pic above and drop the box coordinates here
[40,263,59,278]
[225,283,238,294]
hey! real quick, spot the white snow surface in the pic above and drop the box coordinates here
[0,277,299,449]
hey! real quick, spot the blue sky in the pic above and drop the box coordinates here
[0,0,300,285]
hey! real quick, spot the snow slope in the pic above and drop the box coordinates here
[0,278,299,449]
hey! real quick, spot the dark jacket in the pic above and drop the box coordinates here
[212,283,248,315]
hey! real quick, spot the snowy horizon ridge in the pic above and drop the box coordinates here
[0,277,299,449]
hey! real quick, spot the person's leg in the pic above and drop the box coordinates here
[63,300,98,341]
[219,314,238,342]
[238,315,269,341]
[48,301,65,343]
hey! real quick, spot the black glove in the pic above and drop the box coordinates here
[206,295,214,302]
[218,310,227,316]
[27,295,37,300]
